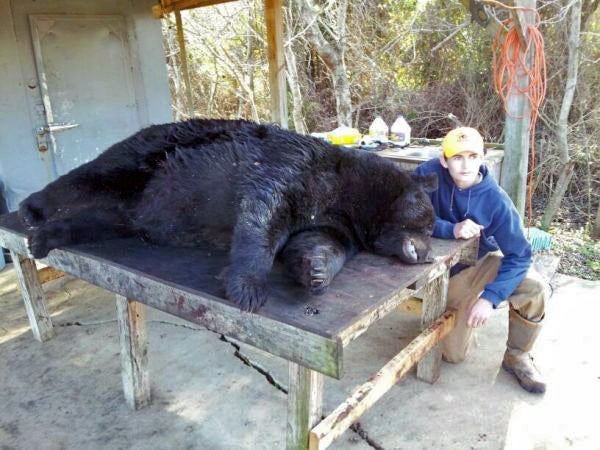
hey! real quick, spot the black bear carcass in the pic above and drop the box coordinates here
[19,119,437,311]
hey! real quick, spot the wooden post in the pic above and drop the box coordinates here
[416,269,450,383]
[265,0,288,128]
[287,362,323,450]
[500,0,536,217]
[174,9,194,117]
[116,295,150,410]
[9,250,54,342]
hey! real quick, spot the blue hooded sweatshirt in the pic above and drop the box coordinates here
[414,158,532,307]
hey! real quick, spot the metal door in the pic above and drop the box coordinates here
[29,14,140,179]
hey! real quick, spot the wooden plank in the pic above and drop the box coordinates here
[46,249,343,378]
[265,0,288,127]
[309,311,456,450]
[152,0,238,18]
[416,269,450,383]
[37,266,66,284]
[174,9,194,117]
[458,237,479,266]
[0,217,472,357]
[0,215,475,378]
[9,251,54,342]
[0,226,30,256]
[287,362,324,450]
[116,295,151,410]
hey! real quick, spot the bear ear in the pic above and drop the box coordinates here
[412,173,438,193]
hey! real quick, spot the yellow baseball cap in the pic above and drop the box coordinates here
[442,127,484,158]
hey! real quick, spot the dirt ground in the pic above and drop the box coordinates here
[0,259,598,450]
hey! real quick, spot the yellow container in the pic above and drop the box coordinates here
[326,126,362,145]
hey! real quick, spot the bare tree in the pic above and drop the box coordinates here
[284,3,308,133]
[297,0,352,126]
[541,0,583,228]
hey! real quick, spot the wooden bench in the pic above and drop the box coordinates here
[0,212,477,450]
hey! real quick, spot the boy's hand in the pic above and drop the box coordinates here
[453,219,484,239]
[467,298,493,328]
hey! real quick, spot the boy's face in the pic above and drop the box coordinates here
[440,150,483,189]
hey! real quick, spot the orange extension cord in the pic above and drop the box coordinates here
[488,0,547,224]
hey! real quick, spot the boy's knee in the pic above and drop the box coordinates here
[512,271,547,322]
[522,274,547,296]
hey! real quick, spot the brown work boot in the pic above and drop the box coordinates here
[502,348,546,394]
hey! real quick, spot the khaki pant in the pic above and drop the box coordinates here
[442,253,547,363]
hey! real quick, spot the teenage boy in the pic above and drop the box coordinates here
[414,127,547,393]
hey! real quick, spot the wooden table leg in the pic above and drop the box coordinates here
[9,250,54,342]
[286,362,324,450]
[116,295,150,409]
[417,269,450,383]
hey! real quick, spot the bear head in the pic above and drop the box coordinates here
[373,172,437,264]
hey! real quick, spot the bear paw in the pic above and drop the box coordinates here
[226,272,269,312]
[19,192,54,227]
[28,230,51,259]
[27,222,67,258]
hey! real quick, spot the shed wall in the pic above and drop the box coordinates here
[0,0,172,211]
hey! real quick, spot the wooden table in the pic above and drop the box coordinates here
[0,212,477,450]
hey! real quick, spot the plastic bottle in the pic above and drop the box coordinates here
[368,117,389,140]
[326,126,362,146]
[390,115,411,147]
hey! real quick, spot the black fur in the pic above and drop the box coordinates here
[19,119,437,311]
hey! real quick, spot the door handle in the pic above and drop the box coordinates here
[36,122,79,153]
[37,122,80,135]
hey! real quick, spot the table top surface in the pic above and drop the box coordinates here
[0,212,473,340]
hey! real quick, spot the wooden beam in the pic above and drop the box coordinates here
[174,9,194,117]
[458,237,479,266]
[287,362,324,450]
[39,248,342,378]
[153,0,238,18]
[116,295,151,410]
[265,0,288,128]
[37,266,66,284]
[9,251,54,342]
[416,269,450,383]
[309,311,456,450]
[0,224,344,379]
[500,0,536,216]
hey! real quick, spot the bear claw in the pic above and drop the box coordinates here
[19,193,53,227]
[226,273,269,312]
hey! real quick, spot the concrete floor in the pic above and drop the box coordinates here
[0,261,598,450]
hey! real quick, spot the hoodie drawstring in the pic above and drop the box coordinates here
[449,185,472,219]
[465,188,472,218]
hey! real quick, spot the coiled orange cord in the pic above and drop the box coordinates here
[488,1,547,224]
